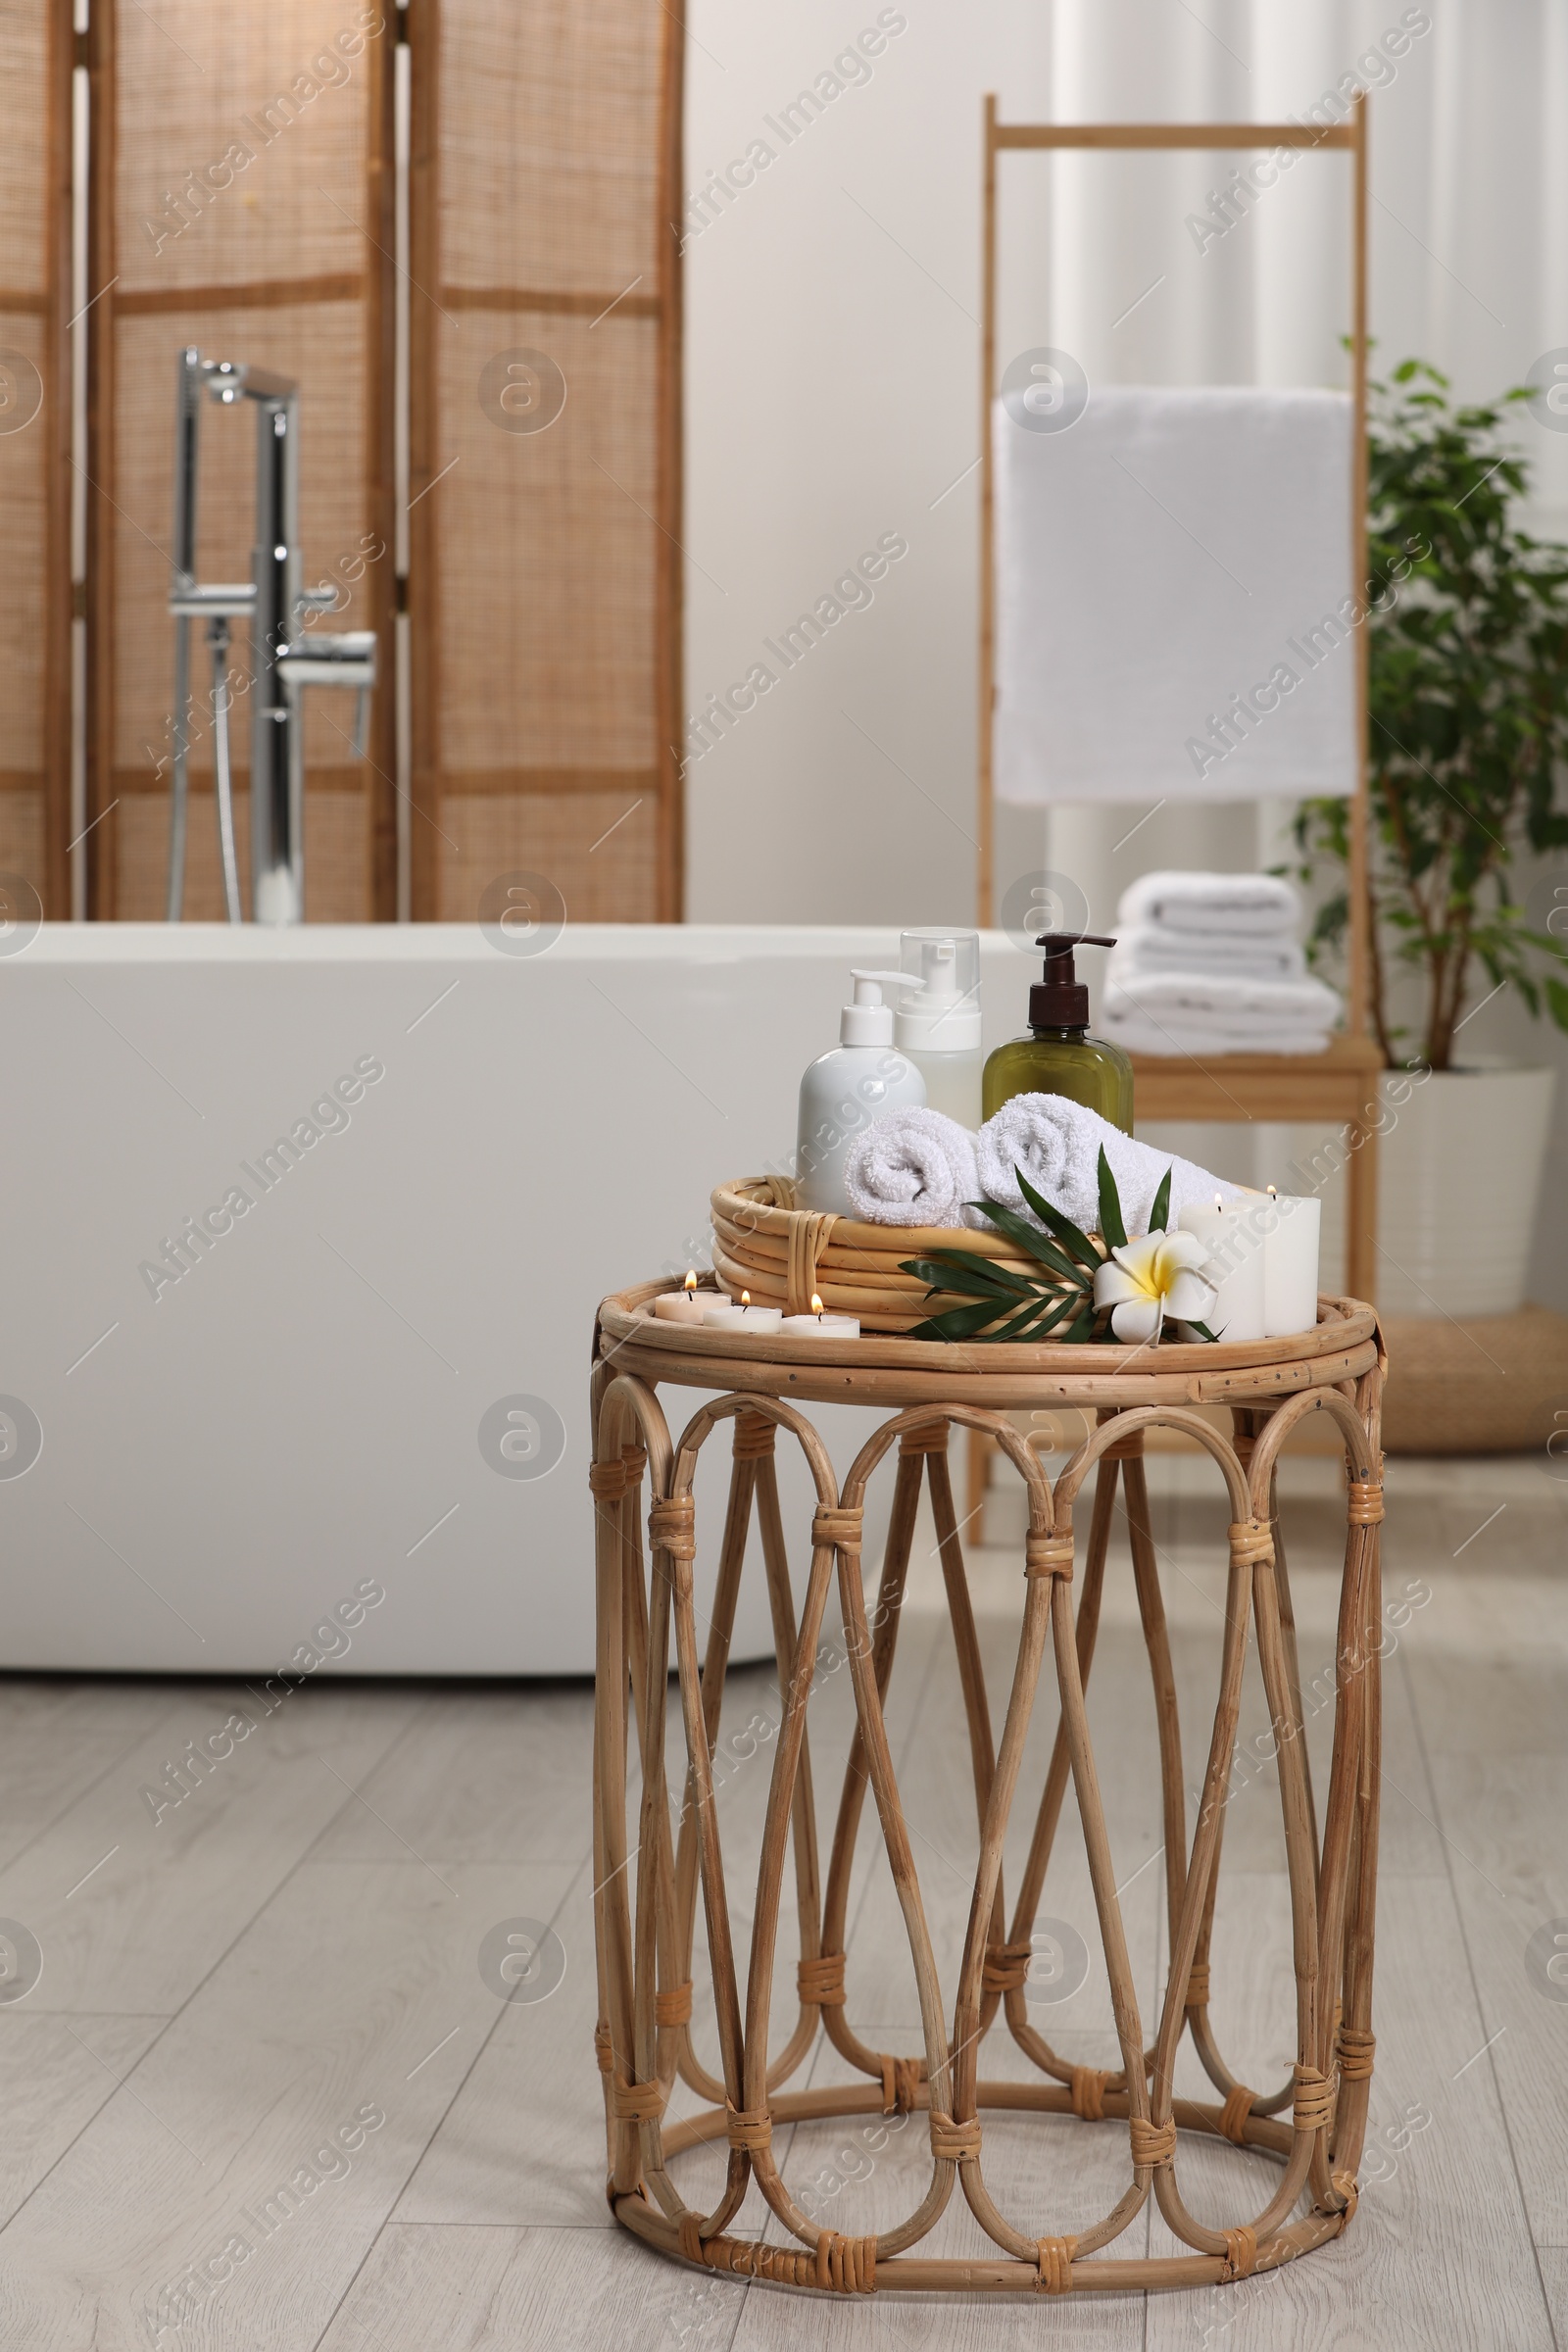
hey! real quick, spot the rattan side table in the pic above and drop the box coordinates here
[588,1283,1385,2300]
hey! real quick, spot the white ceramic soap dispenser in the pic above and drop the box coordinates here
[795,970,927,1213]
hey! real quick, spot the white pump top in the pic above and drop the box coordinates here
[895,934,982,1054]
[840,970,917,1048]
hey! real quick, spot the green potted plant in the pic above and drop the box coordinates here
[1290,361,1568,1317]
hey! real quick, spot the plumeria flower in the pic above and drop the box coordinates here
[1094,1230,1217,1344]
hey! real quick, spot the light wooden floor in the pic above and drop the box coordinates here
[0,1449,1564,2350]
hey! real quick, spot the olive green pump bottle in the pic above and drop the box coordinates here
[981,932,1135,1132]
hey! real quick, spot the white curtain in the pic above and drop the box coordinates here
[998,0,1568,934]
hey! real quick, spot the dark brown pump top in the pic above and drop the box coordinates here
[1029,932,1116,1029]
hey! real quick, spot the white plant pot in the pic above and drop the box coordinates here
[1375,1064,1556,1318]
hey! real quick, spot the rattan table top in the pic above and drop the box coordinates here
[595,1281,1383,1414]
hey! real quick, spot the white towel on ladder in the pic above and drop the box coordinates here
[994,386,1357,806]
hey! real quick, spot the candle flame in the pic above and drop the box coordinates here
[810,1293,824,1315]
[741,1290,751,1307]
[1214,1193,1224,1210]
[1266,1185,1278,1200]
[683,1268,698,1293]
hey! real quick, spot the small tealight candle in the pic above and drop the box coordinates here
[1176,1194,1267,1344]
[700,1293,745,1330]
[1259,1186,1322,1337]
[734,1288,783,1336]
[780,1292,861,1341]
[652,1270,708,1325]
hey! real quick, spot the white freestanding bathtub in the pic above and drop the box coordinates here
[2,923,1036,1676]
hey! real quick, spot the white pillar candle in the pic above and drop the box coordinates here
[780,1294,860,1340]
[1176,1196,1268,1345]
[652,1272,708,1325]
[1259,1189,1322,1337]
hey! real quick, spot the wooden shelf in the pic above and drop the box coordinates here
[1129,1034,1384,1124]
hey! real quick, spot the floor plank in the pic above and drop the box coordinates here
[0,1681,194,1877]
[0,1683,421,2015]
[0,1452,1559,2343]
[0,1858,577,2348]
[1147,1869,1556,2352]
[1418,1746,1568,2252]
[308,1684,598,1868]
[0,2011,167,2228]
[316,2223,754,2352]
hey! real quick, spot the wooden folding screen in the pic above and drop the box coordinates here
[83,0,397,918]
[0,2,72,915]
[407,0,684,921]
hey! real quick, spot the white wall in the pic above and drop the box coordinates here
[683,0,1568,1304]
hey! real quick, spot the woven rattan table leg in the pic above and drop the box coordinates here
[1004,1452,1117,2082]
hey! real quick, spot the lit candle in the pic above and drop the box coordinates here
[652,1270,708,1325]
[700,1293,745,1330]
[1258,1187,1322,1337]
[781,1292,861,1340]
[735,1288,783,1336]
[1175,1195,1267,1344]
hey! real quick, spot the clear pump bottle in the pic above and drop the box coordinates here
[896,929,983,1127]
[982,932,1134,1131]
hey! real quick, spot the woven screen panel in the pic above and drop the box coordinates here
[113,2,380,296]
[440,786,661,924]
[92,0,391,917]
[440,0,662,293]
[0,315,47,780]
[434,312,659,772]
[414,0,680,923]
[0,6,49,267]
[0,1,52,885]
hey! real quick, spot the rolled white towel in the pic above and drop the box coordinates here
[976,1093,1243,1236]
[1112,922,1305,983]
[1118,869,1300,936]
[844,1107,982,1230]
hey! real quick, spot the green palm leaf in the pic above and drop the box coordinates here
[909,1297,1017,1343]
[1097,1147,1128,1250]
[1013,1170,1104,1272]
[965,1200,1092,1288]
[900,1252,1035,1299]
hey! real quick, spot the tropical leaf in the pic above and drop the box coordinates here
[964,1199,1094,1289]
[1016,1291,1089,1339]
[1013,1169,1104,1272]
[986,1297,1062,1345]
[900,1253,1034,1299]
[1149,1167,1172,1235]
[1097,1147,1128,1250]
[908,1297,1016,1343]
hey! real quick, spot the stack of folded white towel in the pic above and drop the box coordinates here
[1102,871,1342,1057]
[843,1095,1242,1234]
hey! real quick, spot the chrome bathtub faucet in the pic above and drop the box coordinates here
[167,347,377,925]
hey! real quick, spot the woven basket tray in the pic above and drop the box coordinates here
[710,1176,1107,1334]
